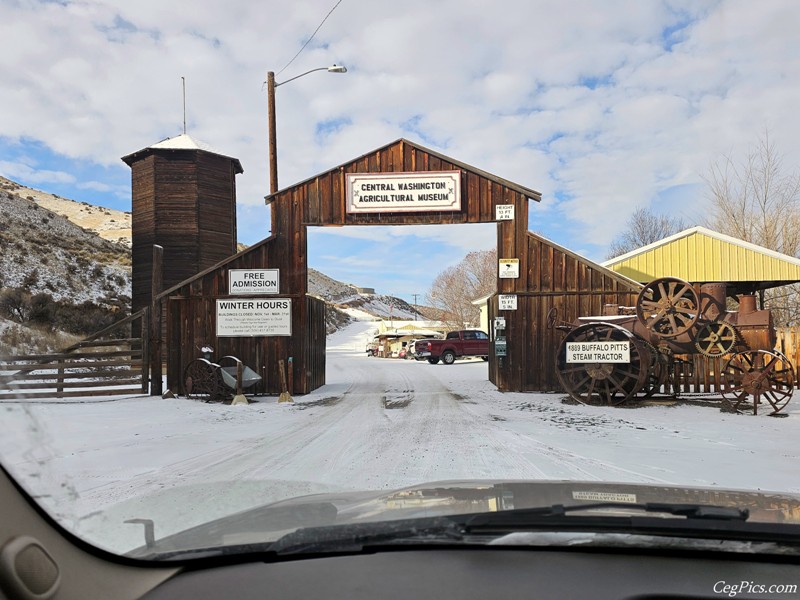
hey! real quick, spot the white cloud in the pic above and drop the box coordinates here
[0,161,76,185]
[2,0,800,290]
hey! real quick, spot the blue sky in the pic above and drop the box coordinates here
[2,0,800,303]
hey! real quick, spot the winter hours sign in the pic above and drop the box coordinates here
[216,299,292,337]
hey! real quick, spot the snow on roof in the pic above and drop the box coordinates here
[121,133,243,173]
[149,133,219,153]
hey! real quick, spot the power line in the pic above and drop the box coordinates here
[276,0,344,77]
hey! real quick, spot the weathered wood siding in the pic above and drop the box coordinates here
[488,232,642,392]
[162,237,326,396]
[298,143,520,229]
[131,154,157,313]
[153,139,644,397]
[130,150,238,313]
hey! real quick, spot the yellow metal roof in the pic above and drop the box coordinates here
[601,226,800,286]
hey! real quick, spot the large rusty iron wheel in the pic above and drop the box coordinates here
[556,322,651,406]
[636,277,699,338]
[183,358,225,402]
[694,321,737,357]
[721,350,794,415]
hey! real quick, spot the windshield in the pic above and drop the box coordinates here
[1,0,800,559]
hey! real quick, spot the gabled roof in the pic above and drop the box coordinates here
[265,138,541,203]
[531,230,643,291]
[122,133,244,173]
[602,226,800,290]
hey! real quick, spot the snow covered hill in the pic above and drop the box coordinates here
[308,267,423,323]
[0,184,132,355]
[0,176,422,353]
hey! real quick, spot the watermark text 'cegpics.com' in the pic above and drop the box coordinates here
[714,581,798,598]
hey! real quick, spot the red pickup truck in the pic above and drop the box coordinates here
[414,330,490,364]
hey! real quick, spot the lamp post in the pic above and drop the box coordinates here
[267,64,347,194]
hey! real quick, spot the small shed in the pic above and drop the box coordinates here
[487,231,643,391]
[602,226,800,297]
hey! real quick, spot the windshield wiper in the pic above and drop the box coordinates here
[138,502,798,562]
[130,516,465,561]
[464,502,749,529]
[269,502,749,555]
[269,516,464,555]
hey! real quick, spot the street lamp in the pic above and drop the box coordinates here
[267,64,347,194]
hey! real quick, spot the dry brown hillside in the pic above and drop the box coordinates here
[0,176,131,246]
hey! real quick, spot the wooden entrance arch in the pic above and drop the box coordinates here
[162,138,640,395]
[265,138,540,393]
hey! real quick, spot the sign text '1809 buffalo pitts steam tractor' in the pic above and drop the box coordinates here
[550,277,793,415]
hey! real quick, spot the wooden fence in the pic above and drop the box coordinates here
[776,327,800,385]
[669,354,729,394]
[0,310,149,401]
[659,328,800,395]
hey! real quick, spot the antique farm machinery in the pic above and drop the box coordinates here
[183,355,262,402]
[552,277,794,415]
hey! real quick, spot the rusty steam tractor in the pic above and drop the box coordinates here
[552,277,794,415]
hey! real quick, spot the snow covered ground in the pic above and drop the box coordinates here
[1,313,798,553]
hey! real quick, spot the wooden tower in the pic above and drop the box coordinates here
[122,134,244,312]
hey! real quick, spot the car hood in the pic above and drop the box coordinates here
[124,479,800,558]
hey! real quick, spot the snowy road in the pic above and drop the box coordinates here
[1,314,799,552]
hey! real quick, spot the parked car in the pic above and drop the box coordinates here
[366,340,379,356]
[414,330,490,364]
[406,339,419,359]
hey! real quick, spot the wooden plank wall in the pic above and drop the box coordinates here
[131,151,237,313]
[131,155,156,312]
[163,237,324,396]
[489,232,641,392]
[197,153,238,263]
[298,143,506,229]
[306,296,327,391]
[153,154,201,289]
[775,328,800,385]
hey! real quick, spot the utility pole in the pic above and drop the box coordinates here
[266,65,346,195]
[267,71,278,194]
[412,294,420,320]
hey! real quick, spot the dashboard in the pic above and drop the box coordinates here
[1,466,799,600]
[143,547,800,600]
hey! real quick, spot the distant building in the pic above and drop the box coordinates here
[471,292,494,334]
[349,285,375,294]
[372,320,447,358]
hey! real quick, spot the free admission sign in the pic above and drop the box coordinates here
[228,269,279,295]
[346,171,461,214]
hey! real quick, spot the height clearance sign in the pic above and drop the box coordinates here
[566,341,630,363]
[346,171,461,214]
